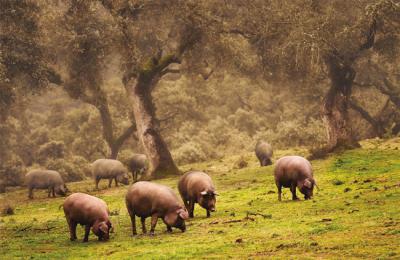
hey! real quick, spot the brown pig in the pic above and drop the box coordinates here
[125,181,189,236]
[255,141,273,166]
[25,169,68,199]
[91,159,129,189]
[274,155,316,201]
[63,193,112,242]
[178,171,217,218]
[126,154,148,183]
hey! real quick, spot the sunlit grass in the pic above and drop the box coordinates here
[1,141,400,259]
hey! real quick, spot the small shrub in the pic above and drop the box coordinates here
[45,158,86,182]
[37,141,66,164]
[173,141,207,165]
[233,156,248,169]
[332,179,345,185]
[1,204,14,216]
[0,155,25,187]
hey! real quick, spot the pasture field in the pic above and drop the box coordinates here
[1,139,400,259]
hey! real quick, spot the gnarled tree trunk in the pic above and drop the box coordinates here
[127,70,180,179]
[321,58,360,152]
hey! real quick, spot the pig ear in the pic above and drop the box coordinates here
[200,190,207,196]
[177,209,189,220]
[304,179,312,189]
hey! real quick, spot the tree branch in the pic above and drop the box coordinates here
[349,98,384,137]
[161,68,181,77]
[114,122,138,148]
[158,110,179,123]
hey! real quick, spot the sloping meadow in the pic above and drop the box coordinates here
[0,141,399,259]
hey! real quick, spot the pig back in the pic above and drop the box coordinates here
[274,156,313,184]
[126,182,182,217]
[92,159,126,178]
[179,171,214,199]
[63,193,109,224]
[25,170,64,189]
[255,141,273,158]
[127,154,147,171]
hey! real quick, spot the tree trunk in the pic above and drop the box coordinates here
[321,58,360,152]
[127,74,180,179]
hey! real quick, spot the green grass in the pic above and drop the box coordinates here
[1,140,400,259]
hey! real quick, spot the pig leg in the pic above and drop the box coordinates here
[129,211,137,235]
[67,219,77,241]
[108,178,113,188]
[277,186,282,201]
[207,210,211,218]
[28,187,34,199]
[290,183,298,200]
[47,188,52,198]
[83,224,91,242]
[52,187,56,197]
[95,177,101,190]
[189,200,195,218]
[182,199,189,211]
[276,182,282,201]
[166,225,172,233]
[149,214,158,235]
[141,217,147,234]
[114,177,118,187]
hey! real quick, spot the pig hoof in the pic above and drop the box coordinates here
[83,239,88,243]
[70,238,76,241]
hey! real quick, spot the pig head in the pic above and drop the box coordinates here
[198,190,217,212]
[163,208,189,232]
[297,178,315,200]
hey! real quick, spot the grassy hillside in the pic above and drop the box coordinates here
[1,139,400,259]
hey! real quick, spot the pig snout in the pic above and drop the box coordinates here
[101,232,110,241]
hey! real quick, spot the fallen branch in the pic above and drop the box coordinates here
[247,211,272,219]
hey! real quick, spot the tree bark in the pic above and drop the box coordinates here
[321,57,360,152]
[125,55,181,179]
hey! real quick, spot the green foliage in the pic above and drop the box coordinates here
[45,158,87,182]
[0,155,25,187]
[37,141,66,164]
[173,141,207,165]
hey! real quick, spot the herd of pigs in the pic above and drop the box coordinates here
[22,141,316,242]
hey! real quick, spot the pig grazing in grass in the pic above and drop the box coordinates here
[63,193,112,242]
[126,154,148,182]
[91,159,129,189]
[125,181,189,235]
[274,155,316,201]
[178,171,217,218]
[25,170,68,199]
[255,141,273,166]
